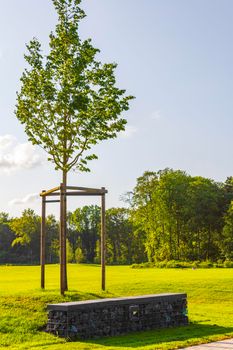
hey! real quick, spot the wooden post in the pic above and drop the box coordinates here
[60,183,65,295]
[101,188,106,291]
[40,190,46,289]
[64,183,68,291]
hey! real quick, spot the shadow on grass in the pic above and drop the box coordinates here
[67,291,116,301]
[83,323,233,348]
[37,290,117,304]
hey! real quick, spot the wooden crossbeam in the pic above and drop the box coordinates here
[66,192,106,196]
[40,186,108,197]
[66,186,107,193]
[40,186,60,197]
[45,190,107,197]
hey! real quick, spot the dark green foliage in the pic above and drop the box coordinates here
[131,260,233,269]
[0,213,16,263]
[68,205,100,263]
[1,169,233,265]
[106,208,134,264]
[0,211,60,264]
[130,169,233,263]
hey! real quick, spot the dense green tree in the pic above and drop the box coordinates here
[187,177,224,260]
[9,209,40,264]
[45,215,60,263]
[1,169,233,265]
[130,169,231,263]
[0,213,15,263]
[69,205,100,263]
[131,169,192,262]
[130,172,158,262]
[106,208,134,264]
[66,211,80,262]
[222,177,233,212]
[156,169,192,260]
[221,201,233,259]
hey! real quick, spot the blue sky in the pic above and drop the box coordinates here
[0,0,233,217]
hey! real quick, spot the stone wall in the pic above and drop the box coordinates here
[46,293,188,339]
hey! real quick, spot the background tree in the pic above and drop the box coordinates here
[0,213,15,263]
[130,171,159,262]
[15,0,133,292]
[45,215,60,263]
[66,211,80,263]
[187,176,224,261]
[9,209,40,264]
[69,205,100,263]
[129,168,232,263]
[221,201,233,260]
[106,207,134,264]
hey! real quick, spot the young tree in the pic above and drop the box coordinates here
[15,0,133,292]
[16,0,133,177]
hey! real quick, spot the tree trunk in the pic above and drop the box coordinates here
[176,218,180,260]
[63,170,68,291]
[198,230,201,260]
[60,182,65,295]
[59,169,68,295]
[169,226,173,260]
[207,225,211,261]
[61,113,69,293]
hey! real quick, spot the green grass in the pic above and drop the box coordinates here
[1,264,233,349]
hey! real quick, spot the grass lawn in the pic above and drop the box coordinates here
[0,264,233,350]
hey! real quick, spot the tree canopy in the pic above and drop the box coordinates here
[15,0,133,175]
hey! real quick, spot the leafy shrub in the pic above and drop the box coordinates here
[154,261,167,268]
[195,261,213,268]
[166,260,188,268]
[131,259,233,269]
[143,262,154,268]
[131,263,149,269]
[131,263,139,269]
[213,262,224,268]
[224,260,233,268]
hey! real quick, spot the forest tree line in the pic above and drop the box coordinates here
[1,168,233,265]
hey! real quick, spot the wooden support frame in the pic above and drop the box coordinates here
[40,184,107,295]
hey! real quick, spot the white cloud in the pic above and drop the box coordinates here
[0,135,43,172]
[151,110,162,121]
[119,125,137,138]
[0,135,16,149]
[9,193,39,206]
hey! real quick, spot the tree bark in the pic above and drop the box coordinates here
[63,170,68,291]
[60,182,65,295]
[40,192,46,289]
